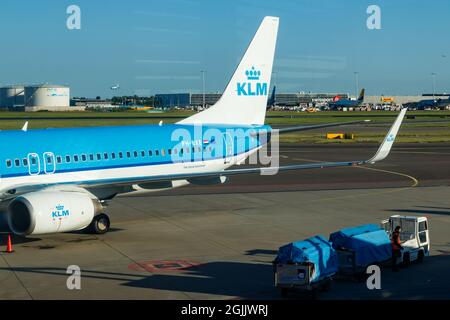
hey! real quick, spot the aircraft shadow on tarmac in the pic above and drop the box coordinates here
[125,261,276,299]
[124,255,450,299]
[0,255,449,299]
[416,206,450,210]
[67,227,125,235]
[0,234,41,246]
[245,249,278,256]
[387,207,450,216]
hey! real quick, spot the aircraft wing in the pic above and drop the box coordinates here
[78,108,406,188]
[275,119,370,134]
[0,110,406,198]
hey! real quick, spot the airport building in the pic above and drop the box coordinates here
[155,92,350,108]
[365,95,449,105]
[0,85,25,108]
[70,98,118,109]
[24,84,71,111]
[0,84,86,111]
[155,93,191,108]
[155,92,449,109]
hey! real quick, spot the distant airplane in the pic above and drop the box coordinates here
[328,89,365,110]
[110,84,120,90]
[0,17,406,237]
[266,85,276,110]
[415,96,450,110]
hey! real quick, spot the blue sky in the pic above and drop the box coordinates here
[0,0,449,97]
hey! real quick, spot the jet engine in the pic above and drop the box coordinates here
[7,191,101,236]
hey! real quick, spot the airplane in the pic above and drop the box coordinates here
[266,85,276,110]
[415,96,450,110]
[328,88,365,110]
[111,84,120,90]
[0,16,406,237]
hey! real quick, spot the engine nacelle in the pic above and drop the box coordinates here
[7,191,100,236]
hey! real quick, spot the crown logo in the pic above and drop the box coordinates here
[245,66,261,81]
[56,204,64,211]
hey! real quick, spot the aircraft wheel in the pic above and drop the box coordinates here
[90,213,110,234]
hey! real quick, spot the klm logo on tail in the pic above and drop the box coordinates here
[237,66,268,96]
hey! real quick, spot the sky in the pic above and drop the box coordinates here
[0,0,449,98]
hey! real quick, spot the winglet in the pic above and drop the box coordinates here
[367,108,406,164]
[22,121,28,132]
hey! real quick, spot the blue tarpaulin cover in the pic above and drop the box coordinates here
[274,235,338,283]
[329,224,392,268]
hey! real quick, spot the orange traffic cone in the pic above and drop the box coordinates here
[6,234,14,253]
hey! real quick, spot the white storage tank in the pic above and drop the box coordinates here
[24,84,70,108]
[0,85,25,107]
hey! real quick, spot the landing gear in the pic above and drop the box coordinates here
[88,213,110,234]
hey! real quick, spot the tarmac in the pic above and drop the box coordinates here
[0,143,449,299]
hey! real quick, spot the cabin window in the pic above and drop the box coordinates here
[133,151,138,158]
[104,153,109,160]
[168,149,172,155]
[46,156,53,164]
[6,160,12,168]
[56,156,62,164]
[148,150,153,156]
[14,159,20,167]
[74,155,79,162]
[173,148,177,155]
[111,153,116,159]
[65,155,71,163]
[81,154,87,162]
[141,150,145,157]
[118,152,123,159]
[31,157,37,165]
[161,149,166,157]
[155,150,159,156]
[89,154,94,161]
[23,158,28,166]
[97,153,101,160]
[126,152,131,158]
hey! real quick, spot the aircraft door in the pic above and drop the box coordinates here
[27,153,40,176]
[43,152,56,174]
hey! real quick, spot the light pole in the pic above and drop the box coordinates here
[200,70,206,109]
[353,72,359,98]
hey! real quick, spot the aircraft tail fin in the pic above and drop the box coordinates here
[178,16,279,125]
[267,85,276,109]
[358,88,365,102]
